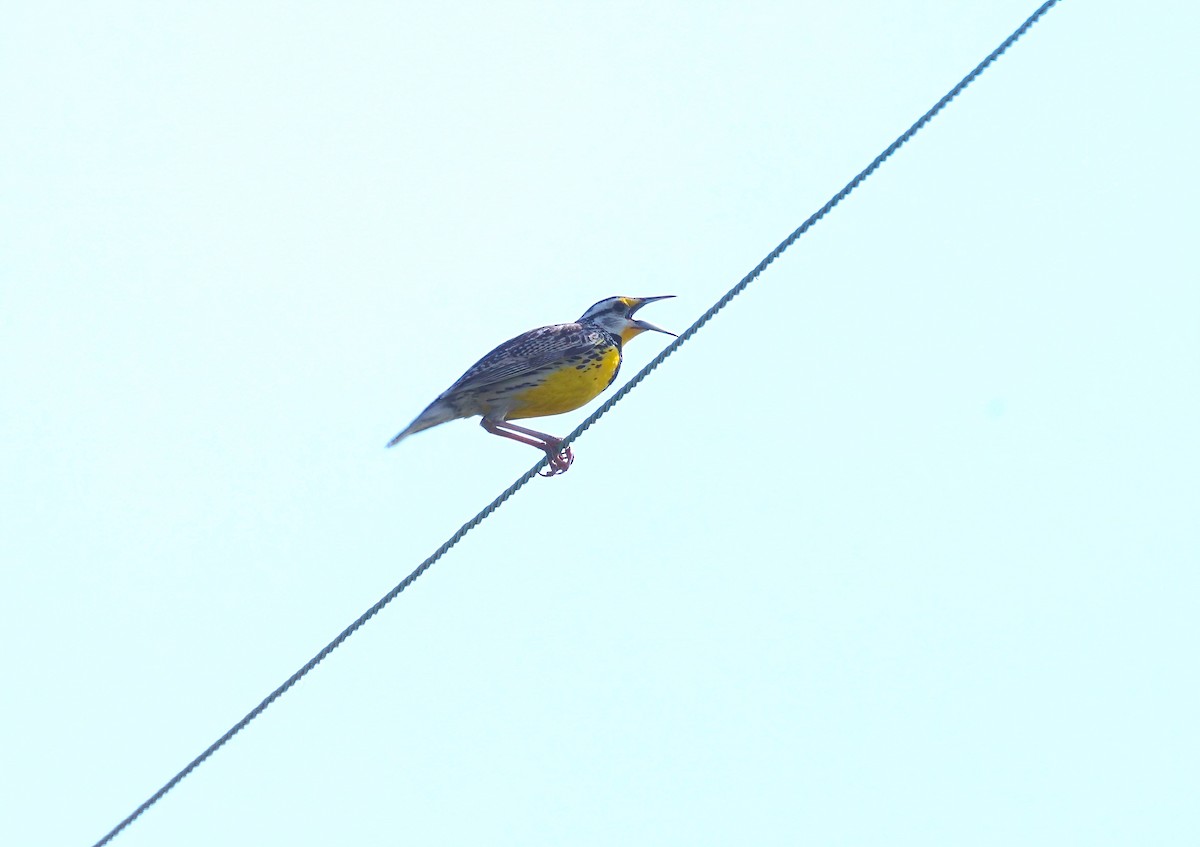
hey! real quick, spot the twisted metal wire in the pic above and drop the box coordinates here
[562,0,1061,452]
[91,2,1061,843]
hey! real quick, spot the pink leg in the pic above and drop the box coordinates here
[481,419,574,476]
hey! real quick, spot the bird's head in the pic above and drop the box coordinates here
[578,296,676,345]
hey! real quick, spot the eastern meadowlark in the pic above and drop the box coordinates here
[387,296,675,476]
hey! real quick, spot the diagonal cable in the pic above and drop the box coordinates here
[563,0,1062,450]
[90,2,1061,844]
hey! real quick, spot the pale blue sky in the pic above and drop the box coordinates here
[3,2,1198,845]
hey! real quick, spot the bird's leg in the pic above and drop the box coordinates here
[500,421,574,476]
[480,419,574,476]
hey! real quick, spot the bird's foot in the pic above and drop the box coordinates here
[538,443,574,477]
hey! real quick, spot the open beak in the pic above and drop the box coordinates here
[629,295,677,337]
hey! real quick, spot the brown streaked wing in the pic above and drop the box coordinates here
[442,323,604,397]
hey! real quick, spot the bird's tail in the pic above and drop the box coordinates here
[386,399,460,448]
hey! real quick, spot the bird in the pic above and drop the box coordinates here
[387,295,676,476]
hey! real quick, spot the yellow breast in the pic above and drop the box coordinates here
[506,346,621,420]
